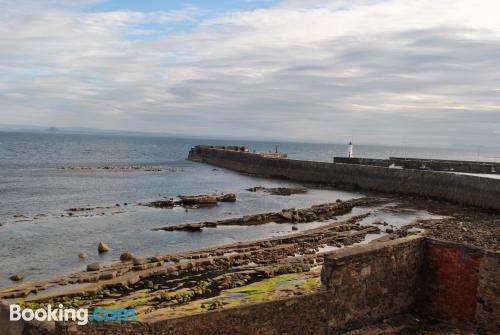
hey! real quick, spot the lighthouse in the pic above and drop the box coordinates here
[348,142,353,158]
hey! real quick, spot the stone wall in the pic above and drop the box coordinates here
[333,157,391,167]
[390,157,498,174]
[333,156,498,174]
[321,235,424,333]
[59,292,332,335]
[188,146,500,211]
[416,239,500,334]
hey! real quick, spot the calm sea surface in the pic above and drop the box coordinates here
[1,131,499,288]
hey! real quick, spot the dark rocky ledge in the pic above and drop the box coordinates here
[144,193,236,209]
[153,197,383,231]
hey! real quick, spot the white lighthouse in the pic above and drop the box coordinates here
[348,142,353,158]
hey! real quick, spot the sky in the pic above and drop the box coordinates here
[0,0,499,147]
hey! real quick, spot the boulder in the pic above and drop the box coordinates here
[120,252,134,262]
[179,195,218,206]
[98,241,110,253]
[78,252,88,259]
[9,274,23,281]
[133,257,147,265]
[218,193,236,202]
[207,300,224,310]
[86,262,100,272]
[280,211,293,221]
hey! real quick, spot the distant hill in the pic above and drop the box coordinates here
[45,127,61,132]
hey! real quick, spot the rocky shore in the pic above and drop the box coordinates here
[1,212,381,318]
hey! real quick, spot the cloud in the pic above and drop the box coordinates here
[0,0,499,147]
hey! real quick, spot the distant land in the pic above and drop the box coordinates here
[0,123,331,144]
[0,124,290,143]
[0,123,499,150]
[45,127,61,132]
[0,124,177,138]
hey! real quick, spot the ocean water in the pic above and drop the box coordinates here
[0,131,499,289]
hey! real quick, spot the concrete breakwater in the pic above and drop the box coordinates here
[188,146,500,211]
[334,156,499,174]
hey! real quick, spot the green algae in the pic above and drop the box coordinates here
[158,279,212,304]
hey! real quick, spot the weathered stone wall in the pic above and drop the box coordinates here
[188,146,500,211]
[333,157,391,167]
[390,157,498,174]
[321,235,424,333]
[58,292,331,335]
[333,156,498,174]
[416,239,500,334]
[476,255,500,334]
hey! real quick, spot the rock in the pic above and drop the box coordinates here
[66,207,94,212]
[120,252,134,262]
[145,193,236,209]
[98,272,115,280]
[292,226,299,231]
[207,300,224,310]
[9,274,23,281]
[86,262,100,271]
[178,195,219,206]
[280,211,294,221]
[165,223,203,232]
[78,252,88,259]
[246,186,307,196]
[145,199,176,208]
[218,193,236,202]
[150,256,161,262]
[98,241,110,253]
[133,257,147,265]
[385,228,394,233]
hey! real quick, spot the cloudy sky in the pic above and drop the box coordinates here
[1,0,499,147]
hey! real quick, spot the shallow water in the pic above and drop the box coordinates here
[0,131,497,288]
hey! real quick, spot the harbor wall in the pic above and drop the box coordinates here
[391,157,499,174]
[333,157,391,167]
[333,156,499,174]
[189,146,500,211]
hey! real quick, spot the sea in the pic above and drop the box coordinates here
[1,131,499,289]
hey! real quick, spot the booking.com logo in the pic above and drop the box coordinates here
[10,304,136,325]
